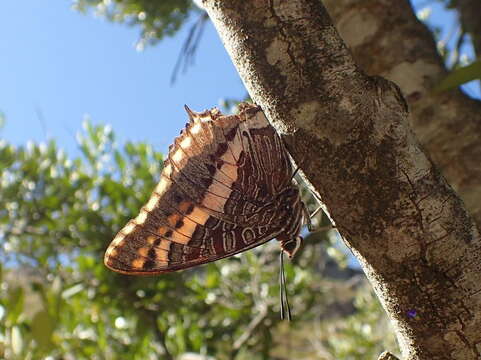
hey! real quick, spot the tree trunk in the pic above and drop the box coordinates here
[322,0,481,231]
[202,1,481,359]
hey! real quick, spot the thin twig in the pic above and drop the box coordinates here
[170,12,209,84]
[233,305,268,350]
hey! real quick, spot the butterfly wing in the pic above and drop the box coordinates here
[104,104,292,274]
[234,105,293,202]
[105,216,282,274]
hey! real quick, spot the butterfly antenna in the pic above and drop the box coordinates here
[279,251,285,319]
[279,251,292,321]
[290,165,323,222]
[290,166,300,182]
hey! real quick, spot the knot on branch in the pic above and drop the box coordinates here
[372,75,409,114]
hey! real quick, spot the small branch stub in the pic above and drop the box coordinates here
[378,351,401,360]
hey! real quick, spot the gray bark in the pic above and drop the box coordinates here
[202,0,481,359]
[323,0,481,229]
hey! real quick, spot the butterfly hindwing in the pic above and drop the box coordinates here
[105,214,281,274]
[104,103,298,274]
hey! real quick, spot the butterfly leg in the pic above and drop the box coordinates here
[303,199,328,232]
[290,166,300,181]
[302,201,314,232]
[306,203,337,234]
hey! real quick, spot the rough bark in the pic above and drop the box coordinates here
[322,0,481,228]
[457,0,481,56]
[202,0,481,359]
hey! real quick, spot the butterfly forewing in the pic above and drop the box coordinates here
[104,103,299,275]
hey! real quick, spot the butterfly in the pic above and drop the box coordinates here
[104,103,307,275]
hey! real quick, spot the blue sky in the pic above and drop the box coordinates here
[0,1,245,156]
[0,1,477,157]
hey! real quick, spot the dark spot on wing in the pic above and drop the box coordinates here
[225,126,238,141]
[215,143,228,157]
[143,259,155,270]
[175,219,184,228]
[206,164,216,175]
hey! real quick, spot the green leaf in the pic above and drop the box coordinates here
[62,283,84,299]
[434,60,481,92]
[6,287,24,325]
[11,326,23,356]
[31,310,55,352]
[114,150,126,171]
[73,0,194,44]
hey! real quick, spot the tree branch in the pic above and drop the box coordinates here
[456,0,481,56]
[231,306,268,356]
[322,0,481,229]
[203,0,481,358]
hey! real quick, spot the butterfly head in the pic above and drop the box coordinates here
[274,186,304,258]
[280,236,303,258]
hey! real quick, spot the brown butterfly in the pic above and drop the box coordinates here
[104,103,307,275]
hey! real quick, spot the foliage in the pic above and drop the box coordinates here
[0,121,396,359]
[72,0,197,50]
[323,286,399,360]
